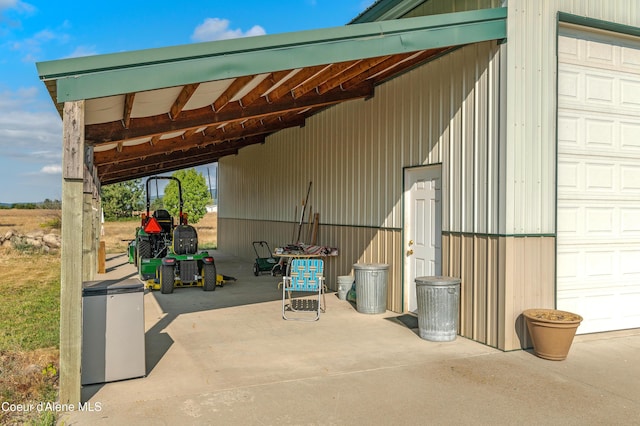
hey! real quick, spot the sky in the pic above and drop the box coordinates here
[0,0,375,203]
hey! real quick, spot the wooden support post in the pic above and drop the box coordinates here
[59,100,85,405]
[98,241,106,274]
[82,192,93,281]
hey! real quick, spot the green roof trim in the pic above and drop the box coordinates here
[37,7,506,103]
[558,12,640,38]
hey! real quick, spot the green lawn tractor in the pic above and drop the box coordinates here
[130,176,217,294]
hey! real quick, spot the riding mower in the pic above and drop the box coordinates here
[128,176,221,294]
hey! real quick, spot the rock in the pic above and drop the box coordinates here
[25,238,43,248]
[4,230,13,240]
[26,230,45,239]
[43,233,61,248]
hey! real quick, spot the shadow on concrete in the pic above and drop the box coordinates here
[385,313,420,336]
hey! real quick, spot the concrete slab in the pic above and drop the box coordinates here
[61,250,640,425]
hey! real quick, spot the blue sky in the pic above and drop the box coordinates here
[0,0,374,203]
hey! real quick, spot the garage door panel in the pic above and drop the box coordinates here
[558,202,640,239]
[558,29,640,334]
[559,111,640,154]
[558,158,640,196]
[559,63,640,115]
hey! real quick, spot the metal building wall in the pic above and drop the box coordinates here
[219,40,503,315]
[496,0,640,349]
[503,0,640,235]
[404,0,504,18]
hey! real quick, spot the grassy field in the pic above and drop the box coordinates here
[0,209,216,424]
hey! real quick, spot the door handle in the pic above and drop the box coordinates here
[408,240,414,246]
[407,249,414,256]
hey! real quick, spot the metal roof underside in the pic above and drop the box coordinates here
[37,8,506,185]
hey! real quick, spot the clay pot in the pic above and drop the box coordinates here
[522,309,583,361]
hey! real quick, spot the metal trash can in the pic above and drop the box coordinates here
[354,263,389,314]
[337,275,353,300]
[82,279,146,385]
[415,276,460,342]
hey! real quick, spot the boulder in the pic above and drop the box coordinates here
[43,233,62,248]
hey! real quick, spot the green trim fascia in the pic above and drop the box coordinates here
[222,217,402,232]
[350,0,427,24]
[37,8,506,103]
[442,231,556,238]
[558,12,640,38]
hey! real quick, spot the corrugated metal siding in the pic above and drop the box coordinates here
[220,41,502,233]
[443,233,555,350]
[218,218,403,312]
[503,0,640,234]
[403,0,504,18]
[219,40,503,313]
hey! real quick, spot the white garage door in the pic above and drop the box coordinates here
[557,26,640,334]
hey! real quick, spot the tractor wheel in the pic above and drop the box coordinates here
[160,264,174,294]
[253,262,259,276]
[203,263,217,291]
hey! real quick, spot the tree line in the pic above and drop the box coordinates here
[101,169,212,223]
[0,199,62,209]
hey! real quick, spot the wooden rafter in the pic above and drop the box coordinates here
[266,65,327,102]
[88,46,454,183]
[95,114,305,166]
[317,56,392,94]
[169,83,200,120]
[240,70,290,107]
[212,75,255,112]
[291,61,359,99]
[99,136,264,184]
[122,93,135,129]
[86,83,373,143]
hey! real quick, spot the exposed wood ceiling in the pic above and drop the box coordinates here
[89,47,451,185]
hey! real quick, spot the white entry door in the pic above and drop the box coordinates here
[404,165,442,312]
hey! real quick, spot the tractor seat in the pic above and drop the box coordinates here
[153,209,173,233]
[173,225,198,255]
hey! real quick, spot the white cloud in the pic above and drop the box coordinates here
[0,0,35,14]
[191,18,266,42]
[0,88,61,155]
[40,164,61,174]
[65,45,97,58]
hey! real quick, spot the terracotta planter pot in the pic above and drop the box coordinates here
[523,309,583,361]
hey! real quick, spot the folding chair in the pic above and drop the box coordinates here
[281,258,326,321]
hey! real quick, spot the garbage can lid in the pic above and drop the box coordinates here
[353,263,389,270]
[415,276,461,286]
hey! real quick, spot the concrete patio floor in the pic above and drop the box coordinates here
[60,250,640,425]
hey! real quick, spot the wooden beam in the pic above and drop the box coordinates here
[170,83,200,120]
[123,93,135,129]
[99,137,264,184]
[212,75,254,112]
[94,115,305,166]
[317,56,391,95]
[86,83,373,143]
[291,61,358,99]
[240,70,290,107]
[60,100,85,406]
[267,65,326,102]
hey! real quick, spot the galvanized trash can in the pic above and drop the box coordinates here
[354,263,389,314]
[415,276,461,342]
[337,275,353,301]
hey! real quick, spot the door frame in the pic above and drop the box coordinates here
[402,163,443,312]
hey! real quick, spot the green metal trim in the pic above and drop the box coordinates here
[558,12,640,38]
[442,231,556,238]
[37,8,506,103]
[350,0,427,24]
[227,217,402,232]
